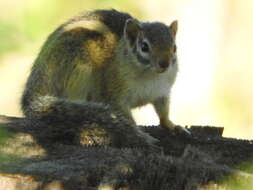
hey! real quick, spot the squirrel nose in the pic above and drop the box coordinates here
[158,61,169,69]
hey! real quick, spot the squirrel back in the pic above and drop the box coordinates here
[22,10,132,115]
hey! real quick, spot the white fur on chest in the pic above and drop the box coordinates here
[129,68,177,108]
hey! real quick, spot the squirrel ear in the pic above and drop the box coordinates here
[169,20,178,37]
[124,19,141,46]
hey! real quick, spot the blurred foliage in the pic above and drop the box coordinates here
[0,125,22,167]
[221,171,253,190]
[0,125,13,144]
[0,21,21,55]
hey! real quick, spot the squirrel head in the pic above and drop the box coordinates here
[123,19,178,74]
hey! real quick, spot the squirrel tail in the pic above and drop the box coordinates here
[20,95,160,146]
[22,95,112,122]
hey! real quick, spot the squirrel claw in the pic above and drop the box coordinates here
[173,125,191,135]
[161,122,191,136]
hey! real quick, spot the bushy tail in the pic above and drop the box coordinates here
[22,95,113,122]
[20,95,160,147]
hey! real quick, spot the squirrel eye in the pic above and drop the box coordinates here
[141,41,149,53]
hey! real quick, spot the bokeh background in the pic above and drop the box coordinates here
[0,0,253,139]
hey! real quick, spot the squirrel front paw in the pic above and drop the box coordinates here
[161,119,191,135]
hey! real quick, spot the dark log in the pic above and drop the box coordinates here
[0,111,253,190]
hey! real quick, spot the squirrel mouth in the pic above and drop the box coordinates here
[156,67,167,73]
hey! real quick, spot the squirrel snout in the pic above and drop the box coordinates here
[155,61,169,73]
[156,58,175,73]
[158,61,169,69]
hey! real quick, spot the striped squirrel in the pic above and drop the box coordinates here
[21,9,188,145]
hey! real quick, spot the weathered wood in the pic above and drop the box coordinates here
[0,112,253,190]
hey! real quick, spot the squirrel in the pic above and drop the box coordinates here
[21,9,188,145]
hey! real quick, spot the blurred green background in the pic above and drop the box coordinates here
[0,0,143,56]
[1,0,253,139]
